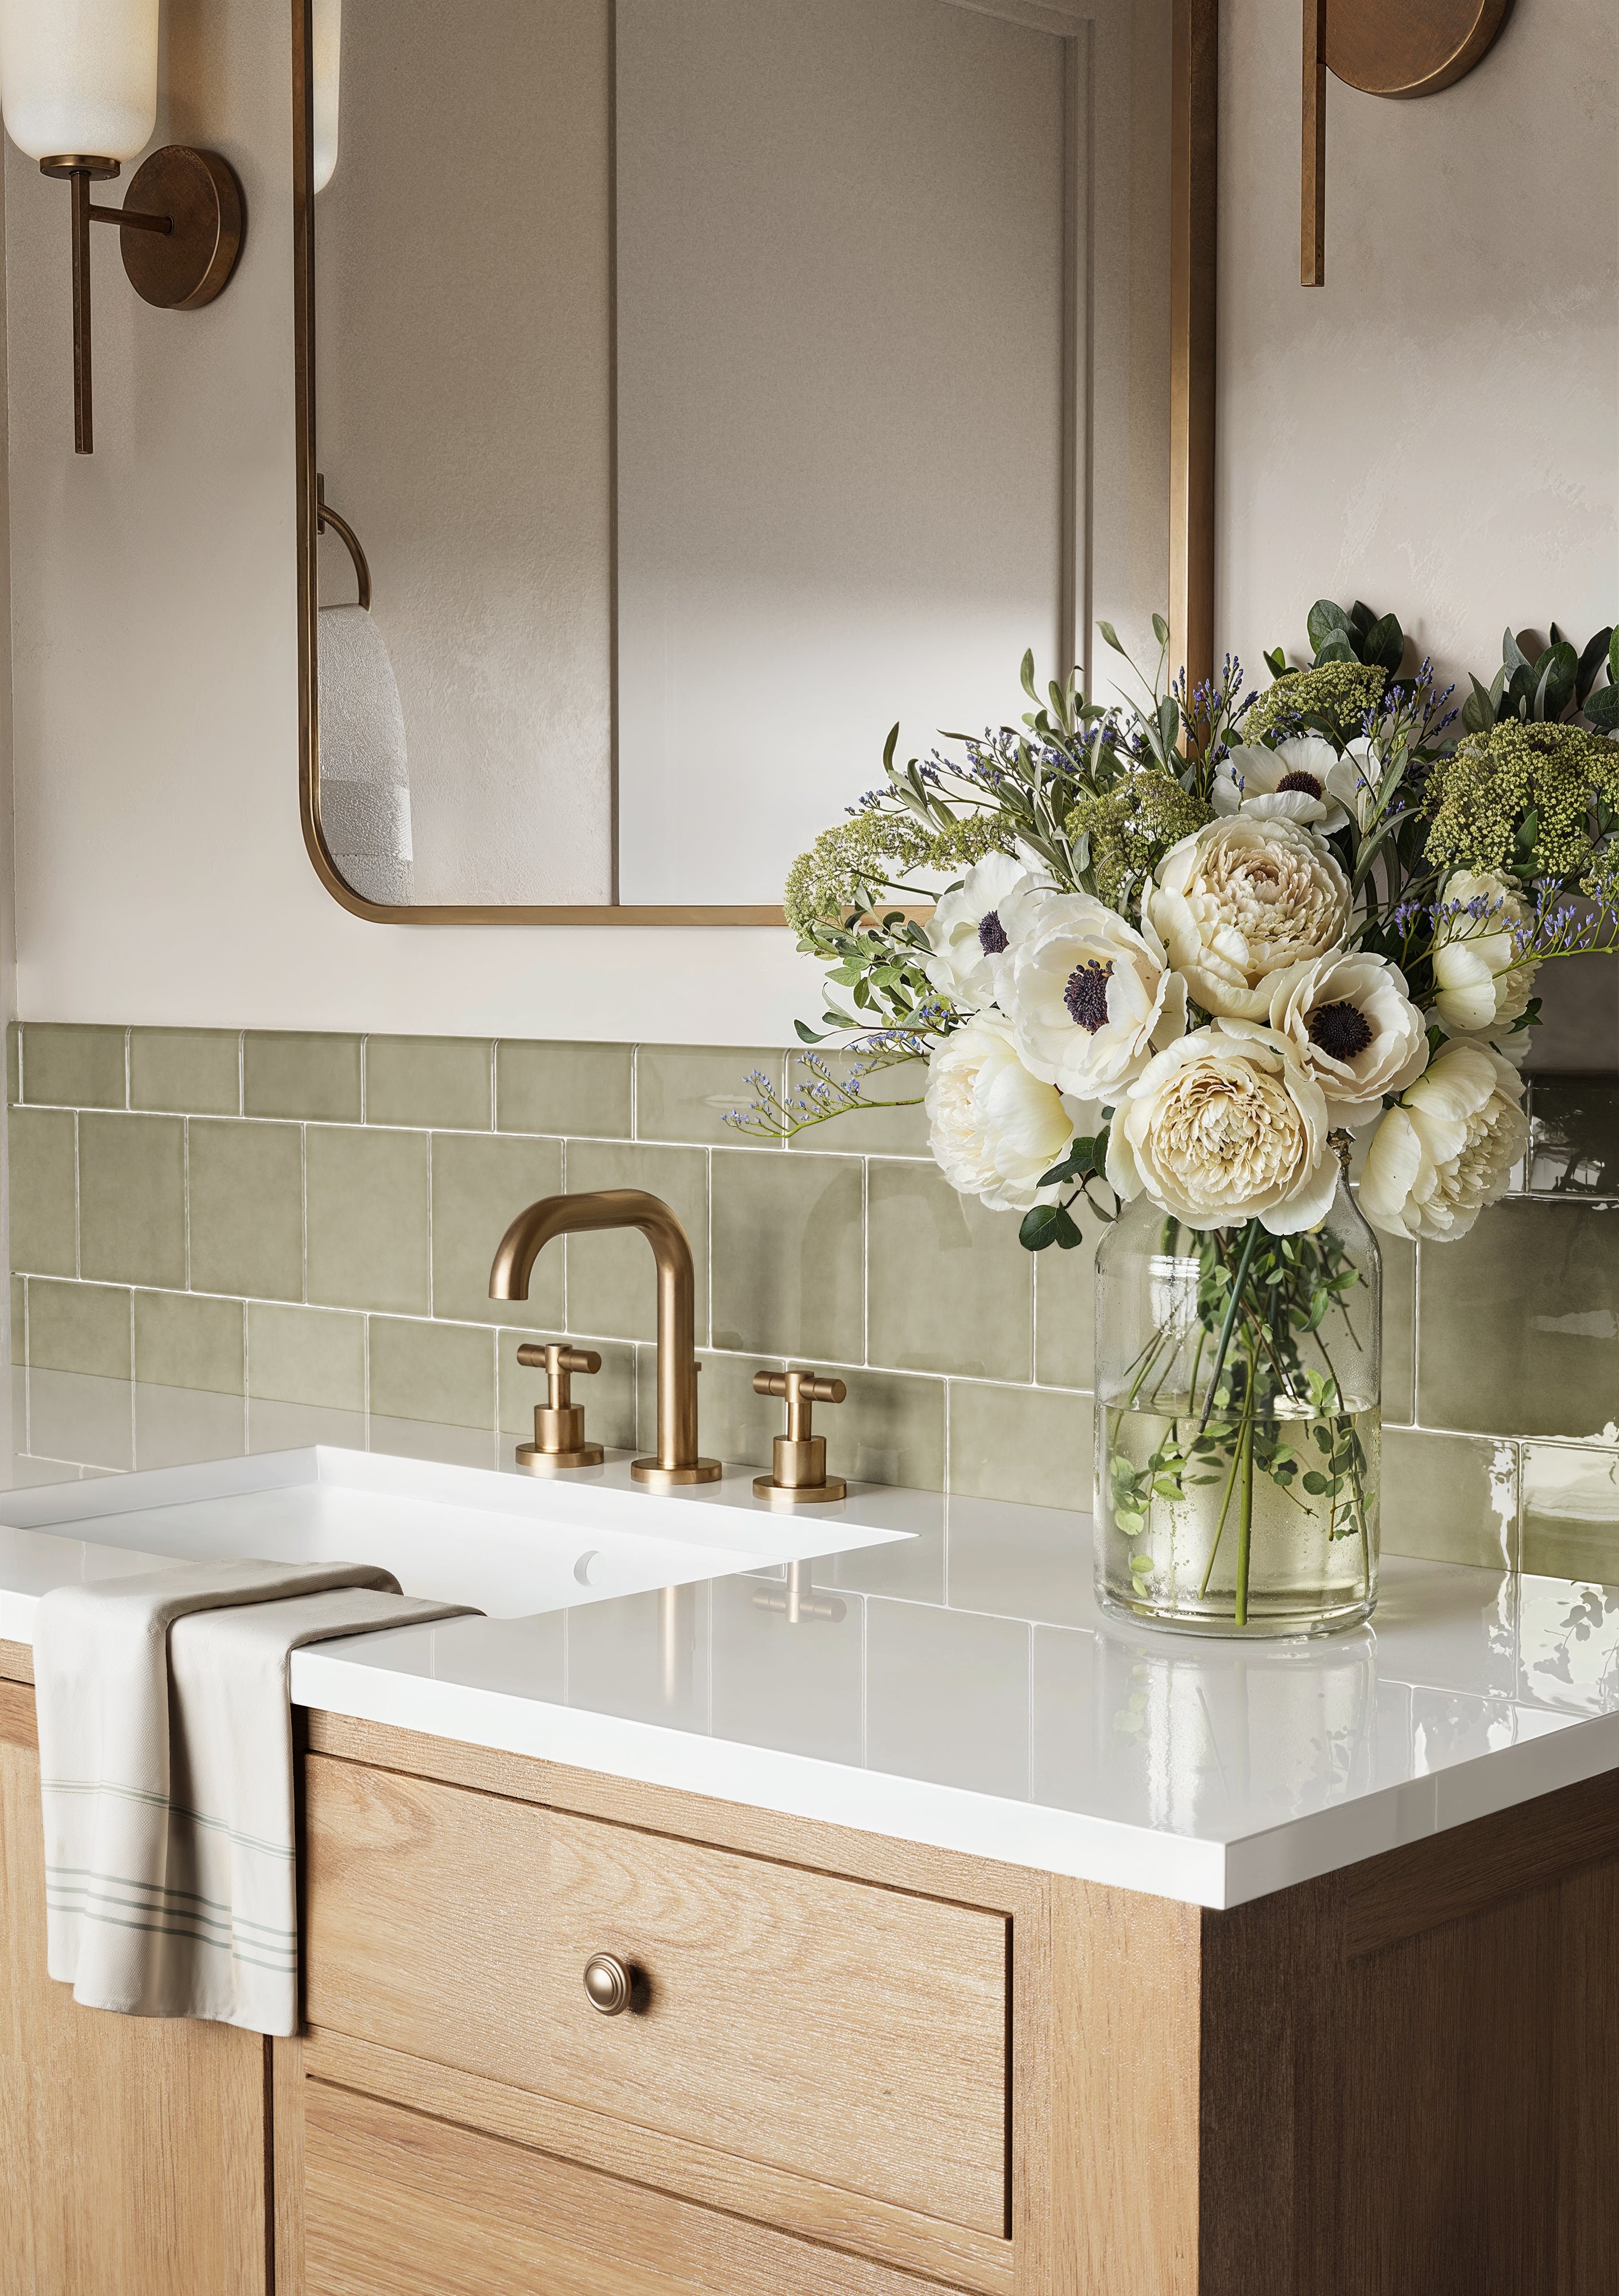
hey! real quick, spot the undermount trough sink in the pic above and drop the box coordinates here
[0,1446,911,1635]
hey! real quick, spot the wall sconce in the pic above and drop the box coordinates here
[312,0,342,195]
[0,0,246,453]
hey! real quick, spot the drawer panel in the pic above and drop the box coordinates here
[302,1756,1009,2236]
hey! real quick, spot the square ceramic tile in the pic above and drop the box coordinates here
[76,1114,185,1290]
[248,1397,369,1453]
[562,1140,708,1344]
[784,1049,932,1157]
[366,1035,494,1131]
[26,1281,131,1379]
[367,1317,496,1430]
[822,1366,945,1493]
[1380,1426,1519,1569]
[27,1367,133,1472]
[866,1159,1031,1381]
[633,1348,777,1468]
[188,1119,304,1302]
[129,1029,241,1116]
[864,1599,1030,1798]
[1033,1243,1095,1392]
[20,1023,126,1109]
[133,1383,247,1471]
[1525,1077,1619,1196]
[635,1045,787,1147]
[8,1107,77,1277]
[499,1330,637,1450]
[247,1302,366,1411]
[11,1275,25,1361]
[305,1127,431,1316]
[496,1041,633,1138]
[710,1147,862,1362]
[134,1290,245,1395]
[244,1031,363,1122]
[430,1131,564,1328]
[1520,1440,1619,1581]
[1417,1201,1619,1438]
[948,1380,1090,1511]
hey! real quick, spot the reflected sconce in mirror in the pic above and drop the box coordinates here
[1301,0,1512,285]
[0,0,247,452]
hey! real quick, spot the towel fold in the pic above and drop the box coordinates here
[317,602,415,906]
[33,1556,475,2035]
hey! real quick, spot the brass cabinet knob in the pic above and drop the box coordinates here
[583,1952,632,2016]
[752,1367,847,1503]
[514,1342,605,1473]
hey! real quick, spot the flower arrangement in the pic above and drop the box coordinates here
[732,599,1619,1633]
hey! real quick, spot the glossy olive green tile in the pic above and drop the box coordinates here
[429,1131,563,1328]
[134,1290,244,1396]
[366,1035,493,1131]
[247,1302,366,1411]
[710,1148,862,1363]
[9,1107,78,1277]
[636,1045,785,1148]
[504,1331,637,1449]
[784,1049,932,1157]
[949,1381,1090,1510]
[28,1366,133,1471]
[496,1040,633,1139]
[1033,1243,1095,1393]
[244,1031,362,1122]
[26,1280,131,1378]
[1380,1426,1519,1569]
[1380,1228,1416,1426]
[1417,1201,1619,1439]
[188,1119,304,1302]
[563,1141,708,1344]
[11,1274,25,1360]
[367,1317,495,1430]
[824,1366,945,1491]
[77,1114,185,1289]
[1521,1440,1619,1581]
[6,1022,19,1107]
[22,1023,125,1109]
[867,1159,1031,1382]
[1525,1077,1619,1196]
[130,1028,241,1116]
[134,1384,246,1471]
[634,1347,780,1468]
[305,1126,431,1315]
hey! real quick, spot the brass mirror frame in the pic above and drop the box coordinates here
[292,0,1217,927]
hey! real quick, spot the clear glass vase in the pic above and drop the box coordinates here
[1094,1158,1381,1638]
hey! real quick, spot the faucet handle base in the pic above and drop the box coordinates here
[631,1456,723,1489]
[516,1440,606,1473]
[752,1471,847,1506]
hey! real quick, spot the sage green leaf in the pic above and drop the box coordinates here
[1585,683,1619,732]
[1152,612,1170,647]
[1099,620,1125,654]
[1362,612,1404,672]
[1577,626,1613,705]
[1307,598,1350,654]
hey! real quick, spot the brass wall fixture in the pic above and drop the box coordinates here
[317,474,372,609]
[1301,0,1512,285]
[751,1370,847,1505]
[489,1190,720,1489]
[513,1343,604,1475]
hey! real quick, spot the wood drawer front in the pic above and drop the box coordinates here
[305,2078,943,2296]
[302,1756,1010,2237]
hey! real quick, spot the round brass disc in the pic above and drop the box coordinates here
[1327,0,1512,98]
[119,146,244,309]
[630,1457,723,1489]
[516,1441,605,1474]
[40,156,120,181]
[752,1474,847,1505]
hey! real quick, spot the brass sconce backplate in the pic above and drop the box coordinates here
[118,146,243,310]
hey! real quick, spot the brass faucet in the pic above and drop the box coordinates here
[489,1189,720,1488]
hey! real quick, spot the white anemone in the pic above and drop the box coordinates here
[1146,815,1351,1020]
[922,852,1045,1013]
[1000,891,1187,1101]
[1360,1039,1528,1242]
[925,1012,1076,1213]
[1223,948,1430,1126]
[1212,735,1361,834]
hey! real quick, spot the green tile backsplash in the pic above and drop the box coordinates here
[6,1022,1616,1567]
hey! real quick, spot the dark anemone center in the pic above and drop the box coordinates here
[1276,769,1324,798]
[977,909,1009,956]
[1064,960,1113,1033]
[1308,999,1374,1062]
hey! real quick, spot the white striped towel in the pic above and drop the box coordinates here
[34,1556,477,2035]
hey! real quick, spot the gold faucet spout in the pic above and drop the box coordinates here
[490,1189,720,1487]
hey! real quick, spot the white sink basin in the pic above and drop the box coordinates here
[0,1445,911,1634]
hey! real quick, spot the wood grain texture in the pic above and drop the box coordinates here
[0,1735,269,2295]
[304,2078,954,2296]
[543,1808,1009,2235]
[1302,0,1327,284]
[273,2035,307,2296]
[301,2027,1014,2296]
[0,1636,33,1685]
[1,1676,36,1750]
[1168,0,1217,692]
[1049,1878,1200,2296]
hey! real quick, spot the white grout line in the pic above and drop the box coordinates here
[237,1030,246,1119]
[181,1118,191,1292]
[122,1027,131,1112]
[72,1111,80,1279]
[300,1123,309,1305]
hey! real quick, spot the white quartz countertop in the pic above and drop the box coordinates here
[3,1367,1617,1910]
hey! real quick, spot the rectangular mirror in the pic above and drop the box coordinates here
[294,0,1209,922]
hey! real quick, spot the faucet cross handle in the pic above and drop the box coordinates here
[514,1341,605,1475]
[752,1368,848,1505]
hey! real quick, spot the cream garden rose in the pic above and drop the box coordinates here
[1224,948,1428,1126]
[1146,816,1351,1020]
[1105,1023,1336,1234]
[1359,1037,1528,1242]
[1431,870,1538,1041]
[923,852,1046,1013]
[924,1011,1075,1213]
[1001,891,1187,1100]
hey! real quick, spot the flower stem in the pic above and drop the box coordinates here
[1234,1393,1256,1628]
[1198,1219,1262,1436]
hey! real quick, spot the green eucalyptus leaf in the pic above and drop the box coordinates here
[1152,612,1170,647]
[1307,599,1351,654]
[1503,625,1533,676]
[882,722,900,774]
[1018,1204,1066,1252]
[1098,620,1125,655]
[1461,677,1494,736]
[1577,626,1614,705]
[1584,682,1619,733]
[1315,634,1357,666]
[1350,600,1377,638]
[1263,646,1289,679]
[1362,612,1404,672]
[1019,649,1039,703]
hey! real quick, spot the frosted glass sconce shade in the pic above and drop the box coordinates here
[0,0,159,165]
[312,0,341,193]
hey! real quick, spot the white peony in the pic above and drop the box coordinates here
[1146,816,1352,1021]
[1359,1038,1528,1242]
[1212,734,1361,835]
[922,852,1046,1013]
[925,1012,1076,1213]
[1223,948,1429,1126]
[1105,1023,1336,1235]
[1430,870,1538,1040]
[1000,891,1187,1100]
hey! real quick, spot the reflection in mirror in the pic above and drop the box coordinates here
[303,0,1173,917]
